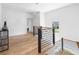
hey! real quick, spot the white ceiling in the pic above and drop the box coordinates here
[2,3,70,12]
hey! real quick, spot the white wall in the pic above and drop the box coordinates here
[2,6,30,36]
[45,4,79,42]
[31,12,45,27]
[1,4,40,36]
[31,12,40,26]
[40,12,45,27]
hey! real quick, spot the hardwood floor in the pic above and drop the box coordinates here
[0,33,52,55]
[0,33,39,55]
[0,32,78,55]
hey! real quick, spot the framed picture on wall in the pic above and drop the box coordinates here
[52,21,59,33]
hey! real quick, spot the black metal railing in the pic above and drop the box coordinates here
[33,26,38,36]
[38,26,42,53]
[0,29,9,52]
[38,26,53,53]
[61,38,64,51]
[52,26,55,45]
[37,26,64,53]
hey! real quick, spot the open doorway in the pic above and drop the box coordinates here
[27,18,33,33]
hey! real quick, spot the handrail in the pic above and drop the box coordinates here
[37,26,64,53]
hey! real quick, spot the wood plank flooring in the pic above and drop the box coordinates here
[0,32,50,55]
[0,33,52,55]
[0,33,78,55]
[0,33,39,55]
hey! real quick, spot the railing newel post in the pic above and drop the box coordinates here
[38,26,42,53]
